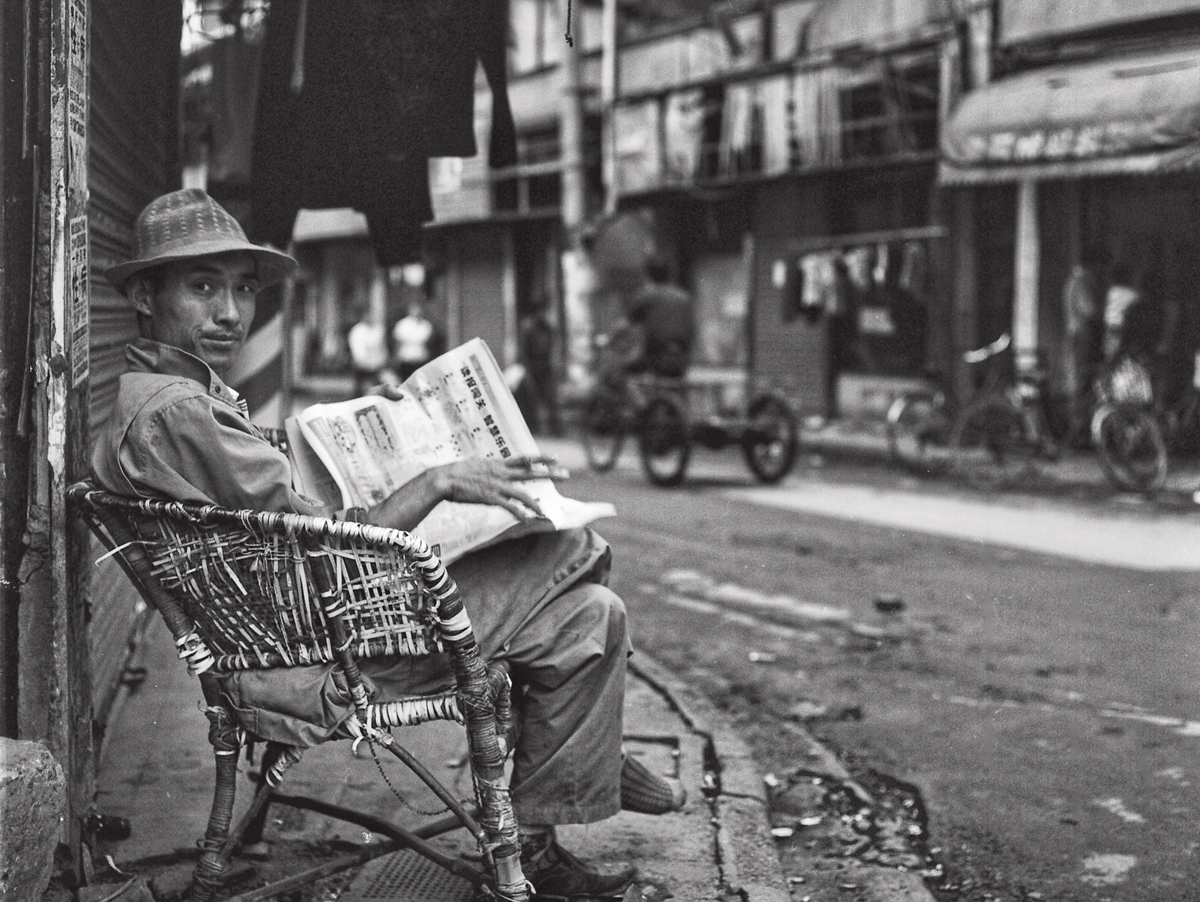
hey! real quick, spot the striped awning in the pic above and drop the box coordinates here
[940,46,1200,185]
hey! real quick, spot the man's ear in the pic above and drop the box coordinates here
[127,277,155,318]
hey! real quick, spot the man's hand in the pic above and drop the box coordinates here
[429,457,566,521]
[367,382,406,401]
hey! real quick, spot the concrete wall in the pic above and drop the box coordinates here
[0,738,66,900]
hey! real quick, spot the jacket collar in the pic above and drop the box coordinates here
[126,339,246,412]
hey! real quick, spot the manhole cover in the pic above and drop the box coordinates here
[338,849,475,902]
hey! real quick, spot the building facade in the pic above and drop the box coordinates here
[606,0,963,421]
[942,0,1200,417]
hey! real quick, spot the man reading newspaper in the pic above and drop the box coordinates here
[91,190,684,899]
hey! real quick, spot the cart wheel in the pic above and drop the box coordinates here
[638,396,691,487]
[1093,402,1167,494]
[951,396,1037,489]
[740,395,798,484]
[581,387,628,472]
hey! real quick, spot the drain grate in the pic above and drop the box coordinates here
[337,849,475,902]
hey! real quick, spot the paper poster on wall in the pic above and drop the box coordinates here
[67,0,88,189]
[69,216,89,387]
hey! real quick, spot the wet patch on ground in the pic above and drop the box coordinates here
[766,764,942,891]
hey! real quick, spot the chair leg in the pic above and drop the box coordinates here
[240,742,284,846]
[191,705,243,902]
[192,734,305,902]
[371,733,527,900]
[240,772,272,846]
[220,744,304,860]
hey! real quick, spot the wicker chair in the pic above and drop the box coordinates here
[68,479,529,902]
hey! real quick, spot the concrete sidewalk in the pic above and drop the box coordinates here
[88,613,928,902]
[539,420,1200,572]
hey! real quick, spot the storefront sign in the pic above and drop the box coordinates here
[956,121,1169,165]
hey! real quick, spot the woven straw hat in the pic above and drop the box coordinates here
[105,188,297,294]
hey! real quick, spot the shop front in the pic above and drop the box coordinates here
[941,43,1200,415]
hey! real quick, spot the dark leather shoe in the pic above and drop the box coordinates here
[521,838,637,899]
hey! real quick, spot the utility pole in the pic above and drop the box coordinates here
[559,2,595,395]
[601,0,619,216]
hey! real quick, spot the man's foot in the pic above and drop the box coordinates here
[520,834,637,899]
[620,753,687,815]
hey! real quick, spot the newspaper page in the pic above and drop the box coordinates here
[288,337,614,563]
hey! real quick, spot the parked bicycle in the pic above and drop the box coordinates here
[579,332,798,487]
[1091,352,1200,493]
[886,332,1061,488]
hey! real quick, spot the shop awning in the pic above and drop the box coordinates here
[940,47,1200,185]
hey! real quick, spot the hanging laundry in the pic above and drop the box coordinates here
[842,245,873,292]
[614,100,663,194]
[719,82,758,176]
[664,89,705,183]
[249,0,516,266]
[899,241,927,294]
[208,31,265,186]
[759,75,792,175]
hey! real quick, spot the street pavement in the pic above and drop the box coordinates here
[539,420,1200,573]
[84,421,1200,902]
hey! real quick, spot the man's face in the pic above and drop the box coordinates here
[131,252,259,378]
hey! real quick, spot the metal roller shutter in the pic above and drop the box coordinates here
[86,0,179,727]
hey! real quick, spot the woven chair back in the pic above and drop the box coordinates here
[69,483,447,674]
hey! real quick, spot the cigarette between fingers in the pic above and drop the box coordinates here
[521,464,568,480]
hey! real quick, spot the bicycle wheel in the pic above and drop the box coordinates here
[951,397,1039,488]
[1169,389,1200,456]
[886,393,952,477]
[1093,403,1167,493]
[581,388,627,472]
[740,394,798,484]
[638,395,691,487]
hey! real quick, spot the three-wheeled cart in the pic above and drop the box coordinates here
[580,372,798,487]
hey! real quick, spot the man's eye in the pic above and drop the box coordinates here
[193,280,214,293]
[237,283,259,296]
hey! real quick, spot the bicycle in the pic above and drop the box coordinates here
[579,331,798,487]
[886,332,1062,488]
[886,333,1012,478]
[581,371,693,485]
[578,322,696,485]
[1092,352,1200,493]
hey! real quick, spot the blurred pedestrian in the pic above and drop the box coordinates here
[626,254,695,379]
[1061,245,1108,446]
[347,315,388,396]
[391,300,440,381]
[519,299,562,436]
[1102,259,1140,364]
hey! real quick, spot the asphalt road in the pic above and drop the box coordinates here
[543,437,1200,902]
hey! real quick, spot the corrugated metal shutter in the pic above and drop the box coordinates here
[87,0,179,726]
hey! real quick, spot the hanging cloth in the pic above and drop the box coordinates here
[249,0,516,265]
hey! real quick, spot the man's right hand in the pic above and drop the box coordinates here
[429,457,564,521]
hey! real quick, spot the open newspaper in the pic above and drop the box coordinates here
[286,337,614,563]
